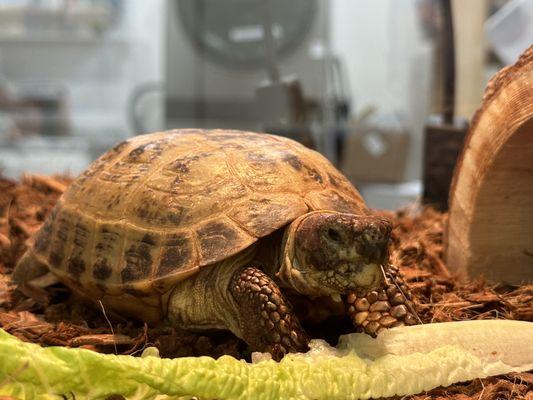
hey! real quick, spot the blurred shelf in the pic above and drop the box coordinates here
[0,35,128,46]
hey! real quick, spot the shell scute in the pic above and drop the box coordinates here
[47,207,74,269]
[228,194,308,238]
[231,145,326,195]
[125,136,171,164]
[64,211,96,283]
[157,232,196,278]
[305,189,366,215]
[93,260,112,280]
[67,254,86,280]
[99,161,150,184]
[92,223,123,280]
[119,229,161,284]
[129,186,186,227]
[196,218,254,266]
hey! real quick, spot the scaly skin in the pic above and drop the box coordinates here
[229,267,309,361]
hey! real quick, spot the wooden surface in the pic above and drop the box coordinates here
[452,0,487,119]
[445,47,533,284]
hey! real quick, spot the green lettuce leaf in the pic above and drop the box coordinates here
[0,320,531,400]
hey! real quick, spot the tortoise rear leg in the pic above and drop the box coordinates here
[12,251,49,285]
[229,267,309,360]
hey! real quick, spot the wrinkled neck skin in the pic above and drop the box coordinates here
[277,212,327,297]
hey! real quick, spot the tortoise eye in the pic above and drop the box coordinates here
[327,228,342,243]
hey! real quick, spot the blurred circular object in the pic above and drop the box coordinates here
[177,0,317,67]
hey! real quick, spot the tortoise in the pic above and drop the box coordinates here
[13,129,392,360]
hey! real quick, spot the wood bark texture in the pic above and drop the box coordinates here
[446,46,533,284]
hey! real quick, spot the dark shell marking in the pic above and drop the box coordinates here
[92,226,122,281]
[119,233,160,283]
[67,255,86,280]
[158,234,194,277]
[126,137,170,164]
[121,242,154,283]
[48,212,72,268]
[283,153,303,170]
[133,189,185,225]
[93,260,113,280]
[197,221,245,264]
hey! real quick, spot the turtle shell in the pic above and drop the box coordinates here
[29,129,367,318]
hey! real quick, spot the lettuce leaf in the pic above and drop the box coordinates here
[0,320,531,400]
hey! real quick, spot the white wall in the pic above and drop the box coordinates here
[331,0,434,180]
[331,0,393,112]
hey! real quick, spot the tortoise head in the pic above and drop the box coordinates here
[278,211,391,298]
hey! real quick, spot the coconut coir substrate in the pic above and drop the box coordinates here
[0,175,531,400]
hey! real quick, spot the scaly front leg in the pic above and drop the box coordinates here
[229,266,309,360]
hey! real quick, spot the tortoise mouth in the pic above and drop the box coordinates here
[311,262,383,295]
[283,261,384,300]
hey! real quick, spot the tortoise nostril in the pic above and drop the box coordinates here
[364,231,379,242]
[365,225,390,243]
[327,228,342,243]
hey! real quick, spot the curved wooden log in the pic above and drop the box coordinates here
[446,47,533,284]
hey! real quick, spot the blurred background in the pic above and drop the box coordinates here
[0,0,531,209]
